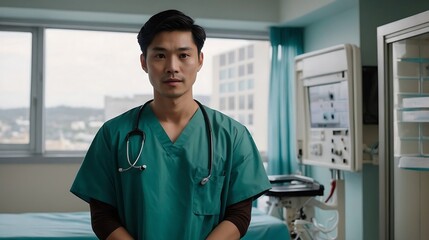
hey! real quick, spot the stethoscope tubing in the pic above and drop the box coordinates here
[118,99,213,186]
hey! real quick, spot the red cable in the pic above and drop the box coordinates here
[325,180,336,203]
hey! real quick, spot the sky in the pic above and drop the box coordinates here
[0,29,254,109]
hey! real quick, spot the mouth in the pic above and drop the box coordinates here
[163,78,183,85]
[162,78,183,88]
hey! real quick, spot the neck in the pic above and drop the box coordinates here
[150,96,198,123]
[150,96,199,143]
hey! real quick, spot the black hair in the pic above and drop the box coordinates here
[137,9,206,57]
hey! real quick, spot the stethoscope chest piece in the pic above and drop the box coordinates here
[200,177,209,185]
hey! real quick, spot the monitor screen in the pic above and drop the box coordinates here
[308,81,350,128]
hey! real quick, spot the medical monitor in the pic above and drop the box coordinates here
[295,44,362,172]
[308,82,350,129]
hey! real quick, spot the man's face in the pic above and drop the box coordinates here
[140,31,203,99]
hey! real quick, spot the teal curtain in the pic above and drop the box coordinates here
[267,27,304,175]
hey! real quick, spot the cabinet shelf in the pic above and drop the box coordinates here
[397,136,429,141]
[398,156,429,171]
[395,77,429,80]
[397,57,429,63]
[396,93,429,97]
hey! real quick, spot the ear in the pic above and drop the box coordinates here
[140,54,148,73]
[197,52,204,72]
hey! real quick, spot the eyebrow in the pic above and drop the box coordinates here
[151,46,194,52]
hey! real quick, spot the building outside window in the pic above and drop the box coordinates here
[211,41,270,152]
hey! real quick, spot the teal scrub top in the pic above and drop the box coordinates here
[70,104,271,240]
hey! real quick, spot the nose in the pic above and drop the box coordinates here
[165,56,179,74]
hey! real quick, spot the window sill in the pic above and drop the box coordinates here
[0,153,85,164]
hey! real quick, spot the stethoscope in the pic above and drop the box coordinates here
[118,99,213,186]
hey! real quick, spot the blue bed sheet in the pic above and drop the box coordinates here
[0,208,289,239]
[0,212,96,239]
[244,208,290,240]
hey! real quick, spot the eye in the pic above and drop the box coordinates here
[154,53,165,59]
[179,53,190,59]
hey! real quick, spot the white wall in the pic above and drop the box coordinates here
[0,163,87,212]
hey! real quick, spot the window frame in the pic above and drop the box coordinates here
[0,21,268,163]
[0,26,43,155]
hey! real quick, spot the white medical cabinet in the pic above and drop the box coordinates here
[378,10,429,240]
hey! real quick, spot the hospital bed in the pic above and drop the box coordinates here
[0,207,290,240]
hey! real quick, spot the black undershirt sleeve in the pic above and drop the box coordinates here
[89,198,122,240]
[223,198,253,237]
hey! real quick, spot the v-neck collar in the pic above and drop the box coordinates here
[144,106,203,148]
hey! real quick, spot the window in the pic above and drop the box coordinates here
[0,30,33,150]
[44,29,145,151]
[247,63,254,75]
[228,67,236,79]
[239,95,245,110]
[238,80,246,91]
[219,69,228,80]
[238,47,245,61]
[238,65,245,77]
[228,82,236,93]
[248,94,254,109]
[248,78,255,90]
[0,25,270,160]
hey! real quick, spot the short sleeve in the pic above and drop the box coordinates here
[70,125,118,207]
[226,128,271,206]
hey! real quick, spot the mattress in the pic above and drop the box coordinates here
[244,208,290,240]
[0,212,95,239]
[0,208,290,239]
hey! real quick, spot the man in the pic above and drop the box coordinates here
[71,9,271,240]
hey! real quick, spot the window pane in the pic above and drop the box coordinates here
[0,31,32,145]
[248,94,254,109]
[238,65,245,77]
[247,63,254,75]
[206,39,269,153]
[239,95,245,109]
[238,47,245,61]
[43,32,269,153]
[45,29,149,151]
[228,51,235,64]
